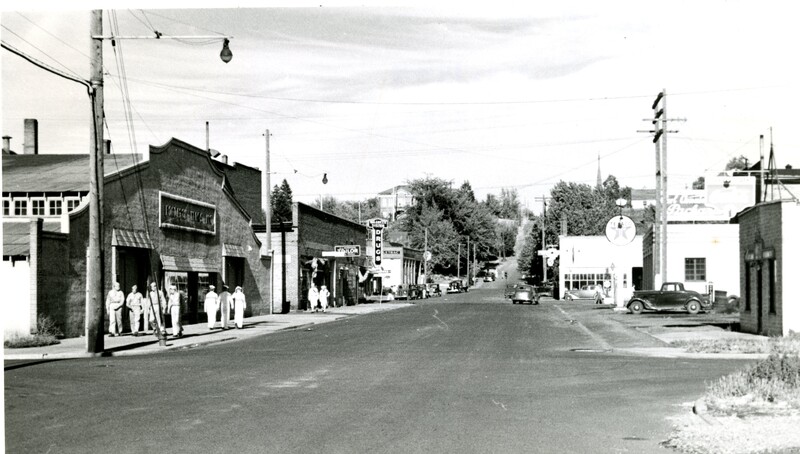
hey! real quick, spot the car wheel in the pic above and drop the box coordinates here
[628,300,643,315]
[565,295,573,301]
[686,300,701,315]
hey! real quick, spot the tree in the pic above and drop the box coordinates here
[498,187,521,219]
[692,176,705,190]
[725,155,749,170]
[271,179,293,223]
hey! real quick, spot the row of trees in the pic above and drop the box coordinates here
[269,177,522,276]
[517,175,639,284]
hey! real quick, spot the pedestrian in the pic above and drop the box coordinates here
[105,282,125,336]
[167,285,183,338]
[218,284,231,329]
[307,285,319,312]
[145,281,167,337]
[126,284,144,336]
[232,286,246,329]
[204,284,219,330]
[318,284,330,312]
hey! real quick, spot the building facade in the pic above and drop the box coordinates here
[267,202,369,312]
[734,200,800,336]
[558,234,643,304]
[378,185,414,221]
[3,137,270,337]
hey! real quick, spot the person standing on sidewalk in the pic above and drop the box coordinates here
[318,285,330,313]
[146,281,167,336]
[167,285,183,338]
[105,282,125,337]
[204,285,219,330]
[126,285,144,336]
[218,284,231,329]
[307,285,319,312]
[232,286,246,329]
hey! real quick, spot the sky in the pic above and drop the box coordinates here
[2,1,799,210]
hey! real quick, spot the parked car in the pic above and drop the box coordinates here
[426,283,442,297]
[484,274,495,282]
[505,284,518,299]
[510,284,539,305]
[408,284,425,300]
[447,280,467,293]
[394,285,410,300]
[627,282,710,315]
[564,284,605,304]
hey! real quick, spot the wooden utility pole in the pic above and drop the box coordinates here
[264,129,272,314]
[466,237,470,285]
[87,10,105,353]
[457,243,461,280]
[424,228,428,283]
[541,197,547,282]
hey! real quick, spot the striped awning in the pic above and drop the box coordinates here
[222,243,247,258]
[160,255,220,273]
[112,228,154,249]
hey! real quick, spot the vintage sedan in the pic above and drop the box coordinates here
[510,284,539,305]
[426,283,442,297]
[447,280,468,293]
[627,282,710,315]
[564,284,605,303]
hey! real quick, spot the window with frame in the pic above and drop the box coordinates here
[66,198,81,212]
[14,200,28,216]
[49,199,63,216]
[684,257,706,281]
[2,199,9,216]
[31,199,46,216]
[768,259,776,314]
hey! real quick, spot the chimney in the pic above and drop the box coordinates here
[221,155,228,164]
[2,136,10,153]
[24,119,38,155]
[104,139,111,154]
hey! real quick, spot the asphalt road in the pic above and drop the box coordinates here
[4,280,750,453]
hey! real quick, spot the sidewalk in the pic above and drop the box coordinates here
[3,302,413,361]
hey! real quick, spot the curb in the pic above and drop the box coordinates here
[693,397,722,425]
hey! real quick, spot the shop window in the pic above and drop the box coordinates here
[66,198,81,213]
[684,258,706,281]
[49,199,63,216]
[2,199,9,216]
[768,259,776,314]
[14,199,27,216]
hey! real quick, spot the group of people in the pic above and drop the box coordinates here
[203,284,247,330]
[105,281,246,339]
[306,284,331,312]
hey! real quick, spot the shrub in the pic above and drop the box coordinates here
[706,351,800,411]
[3,315,63,349]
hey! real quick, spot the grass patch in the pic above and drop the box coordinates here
[704,334,800,414]
[3,315,63,349]
[671,338,771,354]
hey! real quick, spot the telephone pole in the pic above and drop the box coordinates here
[264,129,272,314]
[638,89,683,287]
[86,10,105,353]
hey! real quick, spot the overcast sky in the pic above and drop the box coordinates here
[3,2,799,208]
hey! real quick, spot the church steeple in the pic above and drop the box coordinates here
[596,153,602,189]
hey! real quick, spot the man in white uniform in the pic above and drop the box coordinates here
[127,285,144,336]
[217,285,231,329]
[105,282,125,336]
[204,285,219,330]
[232,286,246,329]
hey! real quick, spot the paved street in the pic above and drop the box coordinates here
[4,281,755,454]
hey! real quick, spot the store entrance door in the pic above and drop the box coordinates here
[117,247,151,333]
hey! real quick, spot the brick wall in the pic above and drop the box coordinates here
[62,139,270,337]
[737,201,785,336]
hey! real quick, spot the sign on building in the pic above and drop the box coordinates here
[159,191,216,235]
[367,218,387,266]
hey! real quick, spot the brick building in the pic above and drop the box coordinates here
[266,202,368,312]
[733,200,800,336]
[3,137,270,337]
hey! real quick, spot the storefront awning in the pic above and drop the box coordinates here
[160,255,220,273]
[112,228,154,249]
[222,243,247,258]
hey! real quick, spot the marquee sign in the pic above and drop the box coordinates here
[159,191,216,235]
[367,218,387,265]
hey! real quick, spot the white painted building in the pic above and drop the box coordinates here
[558,234,643,305]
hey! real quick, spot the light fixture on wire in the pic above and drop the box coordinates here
[322,173,328,184]
[220,38,232,63]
